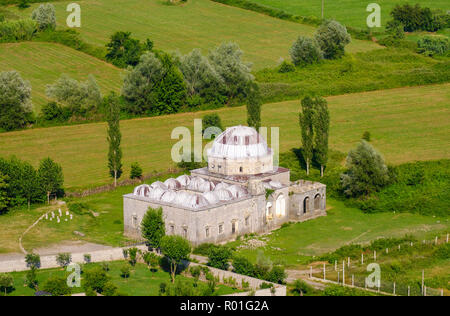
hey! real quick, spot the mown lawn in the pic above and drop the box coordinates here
[0,83,448,190]
[247,0,449,30]
[228,199,449,268]
[5,260,239,296]
[7,0,379,70]
[0,42,123,112]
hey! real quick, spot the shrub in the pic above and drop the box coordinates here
[417,36,449,57]
[207,245,232,270]
[83,254,91,264]
[0,19,37,42]
[385,20,404,40]
[278,60,295,73]
[290,36,323,66]
[56,253,72,267]
[265,266,286,284]
[232,256,254,276]
[127,247,139,266]
[130,162,143,179]
[40,102,70,122]
[314,20,351,60]
[193,243,217,256]
[83,267,110,293]
[31,3,56,31]
[120,264,131,279]
[42,276,71,296]
[390,4,445,32]
[17,0,30,9]
[102,282,119,296]
[362,131,371,142]
[25,268,38,290]
[341,141,390,197]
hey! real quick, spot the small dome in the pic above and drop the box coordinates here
[208,125,271,160]
[148,187,166,200]
[187,177,215,192]
[203,191,220,204]
[164,178,182,190]
[150,181,167,190]
[214,189,234,201]
[133,184,151,197]
[160,190,177,203]
[214,182,229,191]
[173,191,209,209]
[227,185,248,198]
[176,175,191,186]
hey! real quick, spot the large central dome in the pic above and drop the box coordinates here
[207,126,273,176]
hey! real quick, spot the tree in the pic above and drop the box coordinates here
[0,172,9,214]
[176,48,223,98]
[130,162,143,180]
[290,36,323,66]
[341,140,390,197]
[246,83,261,131]
[46,74,102,116]
[0,273,13,296]
[106,93,122,187]
[105,32,153,68]
[0,71,33,131]
[313,97,329,177]
[202,113,223,135]
[141,207,165,248]
[38,158,63,204]
[21,162,40,209]
[208,42,254,100]
[232,256,255,277]
[31,3,56,31]
[207,246,232,270]
[25,253,41,269]
[160,235,191,283]
[84,267,110,293]
[143,252,160,274]
[42,276,71,296]
[55,253,71,267]
[314,20,351,59]
[122,52,165,115]
[299,96,315,175]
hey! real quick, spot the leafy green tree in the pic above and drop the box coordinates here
[38,157,64,204]
[232,256,255,277]
[207,245,232,270]
[141,207,165,248]
[290,36,323,66]
[105,93,122,187]
[21,162,40,209]
[31,3,56,31]
[84,267,110,293]
[122,52,165,114]
[208,42,254,100]
[25,267,38,290]
[299,96,315,175]
[341,140,390,197]
[42,276,71,296]
[102,282,119,296]
[176,48,223,98]
[105,32,152,68]
[0,71,33,131]
[0,273,13,296]
[55,253,71,267]
[130,162,143,180]
[313,97,330,177]
[265,266,287,284]
[25,253,41,269]
[160,235,191,283]
[120,264,131,279]
[246,83,261,131]
[46,74,102,116]
[314,20,351,59]
[0,172,9,214]
[143,252,160,273]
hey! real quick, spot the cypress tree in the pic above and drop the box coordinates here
[106,93,123,187]
[299,96,315,175]
[246,83,261,131]
[313,97,330,177]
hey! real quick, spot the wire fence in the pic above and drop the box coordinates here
[306,233,449,296]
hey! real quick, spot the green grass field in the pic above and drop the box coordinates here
[248,0,449,30]
[0,83,448,190]
[228,199,449,267]
[5,260,239,296]
[7,0,379,70]
[0,42,123,111]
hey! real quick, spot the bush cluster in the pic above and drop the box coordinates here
[232,256,287,284]
[391,4,449,32]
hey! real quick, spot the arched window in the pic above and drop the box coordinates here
[275,194,286,217]
[266,202,273,220]
[303,197,309,214]
[314,194,321,210]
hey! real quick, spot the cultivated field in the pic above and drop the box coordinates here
[8,0,379,69]
[0,42,123,111]
[0,83,448,190]
[248,0,449,30]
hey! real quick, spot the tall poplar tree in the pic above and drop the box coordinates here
[313,97,330,177]
[246,83,261,131]
[106,93,123,187]
[38,158,63,204]
[299,97,315,175]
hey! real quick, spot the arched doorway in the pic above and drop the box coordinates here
[275,194,286,217]
[266,202,273,220]
[303,197,309,214]
[314,194,321,210]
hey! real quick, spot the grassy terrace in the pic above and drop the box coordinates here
[0,83,448,190]
[5,260,240,296]
[247,0,449,30]
[7,0,379,70]
[0,42,123,111]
